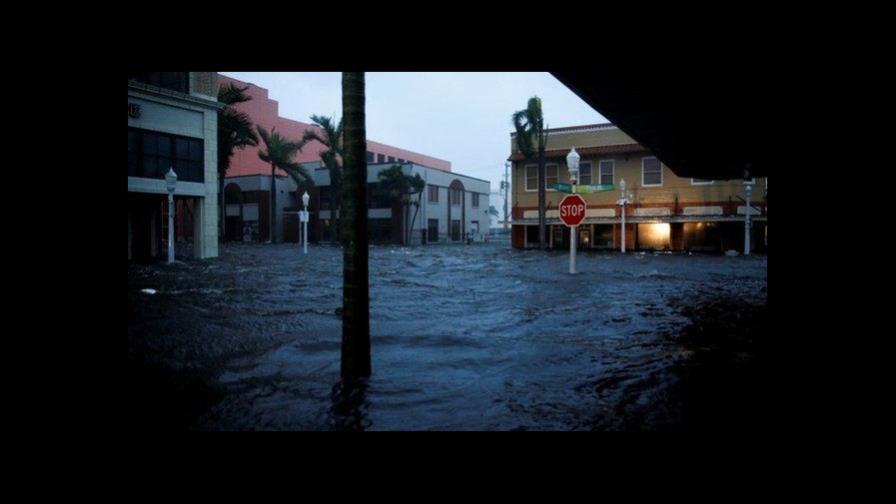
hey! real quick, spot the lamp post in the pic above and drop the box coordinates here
[617,178,630,253]
[301,191,310,255]
[567,147,580,274]
[165,167,177,264]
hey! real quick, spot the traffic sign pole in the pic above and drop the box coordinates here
[570,183,577,274]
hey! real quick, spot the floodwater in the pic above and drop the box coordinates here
[127,240,767,431]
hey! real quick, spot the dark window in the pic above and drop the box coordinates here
[579,162,592,185]
[451,220,461,241]
[398,158,405,163]
[377,154,386,164]
[129,127,203,183]
[472,193,480,207]
[128,72,189,93]
[367,182,391,209]
[546,164,559,188]
[128,130,138,176]
[599,160,614,186]
[526,225,539,245]
[428,185,439,203]
[451,188,462,206]
[366,151,374,163]
[388,156,396,163]
[428,219,438,242]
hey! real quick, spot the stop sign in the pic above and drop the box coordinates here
[559,194,587,227]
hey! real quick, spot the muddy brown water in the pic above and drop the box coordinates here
[127,241,767,431]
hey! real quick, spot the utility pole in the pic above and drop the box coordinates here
[503,161,510,231]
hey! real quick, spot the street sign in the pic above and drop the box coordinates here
[576,184,614,194]
[552,183,614,194]
[553,182,573,193]
[559,194,587,227]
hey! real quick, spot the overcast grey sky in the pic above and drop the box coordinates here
[220,72,607,198]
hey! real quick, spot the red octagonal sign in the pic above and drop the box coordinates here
[559,194,587,227]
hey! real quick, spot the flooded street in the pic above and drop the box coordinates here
[127,241,767,431]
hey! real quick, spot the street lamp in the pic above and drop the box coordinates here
[165,167,177,264]
[617,178,630,253]
[567,147,580,274]
[301,190,310,255]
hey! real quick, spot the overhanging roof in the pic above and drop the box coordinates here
[552,68,767,180]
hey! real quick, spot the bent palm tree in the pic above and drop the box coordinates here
[217,83,259,241]
[378,164,425,245]
[512,96,548,249]
[302,115,344,243]
[256,126,306,243]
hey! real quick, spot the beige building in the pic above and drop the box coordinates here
[128,72,222,261]
[509,123,766,252]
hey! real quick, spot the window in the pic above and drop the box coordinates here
[128,129,138,176]
[525,165,537,191]
[368,182,391,209]
[451,188,462,206]
[691,178,713,185]
[642,157,662,186]
[388,156,396,163]
[599,160,614,186]
[546,164,559,189]
[377,153,385,164]
[130,128,203,182]
[428,219,439,242]
[428,185,439,203]
[398,158,405,163]
[743,178,756,185]
[579,162,592,185]
[128,72,189,93]
[472,193,480,207]
[366,151,374,163]
[318,187,331,209]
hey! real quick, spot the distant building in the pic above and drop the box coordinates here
[298,161,490,245]
[128,72,222,261]
[217,74,455,243]
[509,123,767,252]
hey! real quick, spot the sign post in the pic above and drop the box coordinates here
[559,193,587,274]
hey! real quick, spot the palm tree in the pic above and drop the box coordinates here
[217,83,259,241]
[341,72,371,380]
[256,126,307,243]
[512,96,549,249]
[378,164,425,245]
[302,115,344,243]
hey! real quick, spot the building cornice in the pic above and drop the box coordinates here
[128,81,224,110]
[510,123,618,137]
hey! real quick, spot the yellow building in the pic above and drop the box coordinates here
[509,123,766,252]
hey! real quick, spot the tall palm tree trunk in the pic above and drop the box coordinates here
[269,163,277,243]
[341,72,371,380]
[537,147,546,249]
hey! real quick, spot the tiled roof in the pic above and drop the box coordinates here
[507,143,647,162]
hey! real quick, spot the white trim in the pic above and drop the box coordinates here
[598,159,615,186]
[511,124,618,137]
[641,156,663,187]
[690,178,714,186]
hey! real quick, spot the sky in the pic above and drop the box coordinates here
[219,72,607,204]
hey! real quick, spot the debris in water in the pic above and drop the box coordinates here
[140,288,157,295]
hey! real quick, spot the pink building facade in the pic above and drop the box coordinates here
[218,74,453,243]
